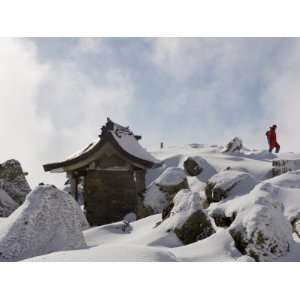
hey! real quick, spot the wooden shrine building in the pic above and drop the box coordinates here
[43,118,160,226]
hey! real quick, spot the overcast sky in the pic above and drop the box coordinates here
[1,37,300,187]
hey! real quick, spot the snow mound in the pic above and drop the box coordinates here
[155,167,187,188]
[264,171,300,189]
[0,159,31,208]
[205,170,258,204]
[159,190,215,244]
[207,178,300,261]
[211,175,300,225]
[172,229,240,261]
[0,189,19,217]
[141,167,189,216]
[244,149,277,160]
[0,185,87,261]
[230,199,293,261]
[26,244,177,262]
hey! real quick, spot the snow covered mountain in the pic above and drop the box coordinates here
[2,143,300,262]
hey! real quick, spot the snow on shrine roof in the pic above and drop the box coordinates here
[111,129,160,165]
[43,119,160,172]
[65,139,99,161]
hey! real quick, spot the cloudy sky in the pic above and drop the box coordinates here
[0,37,300,187]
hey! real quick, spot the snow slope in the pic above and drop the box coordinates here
[5,144,300,262]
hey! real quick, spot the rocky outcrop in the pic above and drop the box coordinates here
[138,167,189,218]
[205,170,257,205]
[0,159,31,206]
[159,189,215,245]
[0,185,87,261]
[224,137,243,153]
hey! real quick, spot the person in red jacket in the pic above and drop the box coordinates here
[266,125,280,153]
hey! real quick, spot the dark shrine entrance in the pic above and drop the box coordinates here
[84,169,137,226]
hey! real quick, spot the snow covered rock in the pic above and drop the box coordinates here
[230,204,293,261]
[0,159,31,205]
[0,185,87,261]
[0,189,19,217]
[139,167,189,218]
[160,190,215,245]
[155,167,188,193]
[210,207,237,228]
[184,157,203,176]
[205,170,257,205]
[224,137,243,153]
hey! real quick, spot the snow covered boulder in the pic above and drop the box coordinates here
[210,207,237,228]
[0,159,31,205]
[229,202,293,262]
[155,167,188,193]
[0,185,87,261]
[160,190,215,245]
[0,189,19,217]
[205,170,257,205]
[224,137,243,153]
[184,157,203,176]
[139,167,189,218]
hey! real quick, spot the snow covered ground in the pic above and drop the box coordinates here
[3,143,300,262]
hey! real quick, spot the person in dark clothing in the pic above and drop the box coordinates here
[266,125,280,153]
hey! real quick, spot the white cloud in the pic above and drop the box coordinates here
[0,38,52,187]
[150,38,286,148]
[0,38,136,187]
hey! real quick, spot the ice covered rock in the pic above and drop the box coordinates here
[205,170,257,205]
[138,167,189,218]
[229,201,293,261]
[184,157,203,176]
[0,185,87,261]
[224,137,243,153]
[159,189,215,245]
[0,189,19,217]
[0,159,31,205]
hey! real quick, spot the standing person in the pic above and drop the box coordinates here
[266,125,280,153]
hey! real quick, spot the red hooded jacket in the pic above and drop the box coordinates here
[267,127,277,148]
